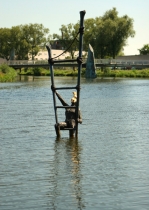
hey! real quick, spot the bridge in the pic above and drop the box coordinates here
[5,59,149,69]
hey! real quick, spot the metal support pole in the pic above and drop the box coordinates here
[75,10,86,137]
[46,44,59,125]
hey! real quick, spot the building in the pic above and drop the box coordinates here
[32,49,87,61]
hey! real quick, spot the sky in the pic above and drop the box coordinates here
[1,0,149,55]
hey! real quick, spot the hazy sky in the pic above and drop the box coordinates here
[1,0,149,55]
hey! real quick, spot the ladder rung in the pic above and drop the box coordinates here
[55,87,77,90]
[53,59,77,63]
[60,127,76,130]
[56,106,77,109]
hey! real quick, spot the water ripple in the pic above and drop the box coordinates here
[1,78,149,209]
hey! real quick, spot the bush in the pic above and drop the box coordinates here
[20,67,50,76]
[0,64,10,73]
[0,64,17,82]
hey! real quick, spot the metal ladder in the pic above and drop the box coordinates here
[46,10,86,137]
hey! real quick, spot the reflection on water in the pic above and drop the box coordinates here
[49,137,84,209]
[1,77,149,209]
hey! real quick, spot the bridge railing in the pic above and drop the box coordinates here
[6,60,49,65]
[83,59,149,65]
[94,59,149,65]
[3,59,149,66]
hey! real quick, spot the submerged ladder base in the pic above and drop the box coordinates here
[55,124,76,137]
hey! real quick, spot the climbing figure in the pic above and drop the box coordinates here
[53,89,82,137]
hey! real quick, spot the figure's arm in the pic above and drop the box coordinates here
[77,109,82,124]
[51,85,68,106]
[55,91,68,106]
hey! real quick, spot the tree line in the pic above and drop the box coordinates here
[0,7,147,61]
[0,23,50,60]
[54,8,135,59]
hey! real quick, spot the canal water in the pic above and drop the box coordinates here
[0,76,149,210]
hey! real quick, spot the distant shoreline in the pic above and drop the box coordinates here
[19,68,149,78]
[1,66,149,82]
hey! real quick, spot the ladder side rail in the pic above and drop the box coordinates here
[76,10,86,137]
[50,63,58,124]
[46,45,58,124]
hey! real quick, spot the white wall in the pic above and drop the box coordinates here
[30,50,87,60]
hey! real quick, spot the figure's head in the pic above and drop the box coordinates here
[71,97,77,105]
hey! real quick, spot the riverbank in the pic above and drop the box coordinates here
[18,67,149,77]
[97,68,149,78]
[0,64,17,82]
[1,65,149,82]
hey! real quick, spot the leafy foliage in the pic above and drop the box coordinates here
[0,24,50,60]
[0,7,135,60]
[138,44,149,55]
[0,64,17,82]
[84,8,135,58]
[52,8,135,59]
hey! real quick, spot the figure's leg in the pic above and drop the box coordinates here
[69,129,76,137]
[55,120,76,137]
[68,119,76,137]
[55,122,68,137]
[59,122,67,128]
[55,123,61,137]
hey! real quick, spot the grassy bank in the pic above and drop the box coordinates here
[0,64,17,82]
[1,65,149,82]
[19,67,149,78]
[95,68,149,78]
[20,67,79,77]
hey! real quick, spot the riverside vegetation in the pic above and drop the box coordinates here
[1,65,149,82]
[0,64,17,82]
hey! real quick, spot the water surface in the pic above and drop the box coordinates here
[1,77,149,209]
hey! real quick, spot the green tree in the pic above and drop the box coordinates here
[0,28,12,60]
[83,18,101,51]
[138,44,149,55]
[0,24,50,60]
[94,8,135,58]
[72,8,135,59]
[19,23,49,60]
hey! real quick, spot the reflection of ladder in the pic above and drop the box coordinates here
[46,11,86,138]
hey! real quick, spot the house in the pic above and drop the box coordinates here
[31,49,87,61]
